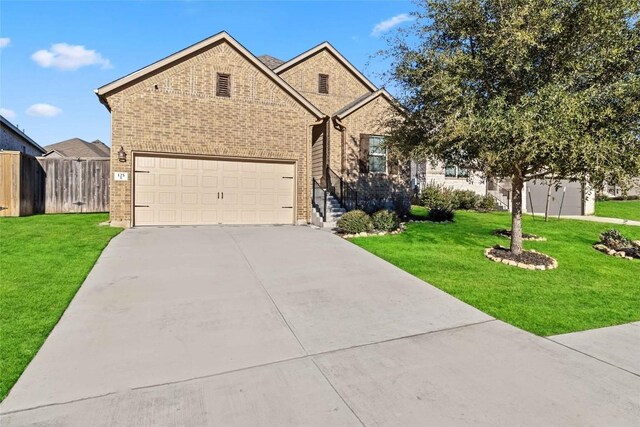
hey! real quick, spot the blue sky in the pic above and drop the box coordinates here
[0,0,415,147]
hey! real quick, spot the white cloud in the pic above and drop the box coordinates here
[0,108,16,119]
[26,103,62,117]
[371,13,415,37]
[31,43,111,70]
[0,38,10,48]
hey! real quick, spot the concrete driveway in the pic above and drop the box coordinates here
[1,226,639,426]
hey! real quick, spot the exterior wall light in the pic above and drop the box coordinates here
[117,146,127,162]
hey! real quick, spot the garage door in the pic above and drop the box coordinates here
[134,156,295,226]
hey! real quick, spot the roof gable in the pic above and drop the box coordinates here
[0,115,46,154]
[274,42,377,93]
[95,32,324,119]
[333,89,397,119]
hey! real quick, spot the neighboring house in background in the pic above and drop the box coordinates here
[412,160,596,216]
[95,31,406,228]
[43,138,110,158]
[0,115,46,157]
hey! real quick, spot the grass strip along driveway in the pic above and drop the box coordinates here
[595,200,640,221]
[352,210,640,337]
[0,214,121,401]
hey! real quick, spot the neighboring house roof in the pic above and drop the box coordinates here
[257,54,285,70]
[44,138,111,158]
[274,42,378,93]
[95,31,325,120]
[333,89,397,119]
[0,115,46,154]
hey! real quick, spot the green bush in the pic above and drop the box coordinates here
[451,190,480,210]
[372,210,400,232]
[426,207,455,222]
[337,210,373,234]
[476,195,498,211]
[419,183,454,210]
[599,229,630,250]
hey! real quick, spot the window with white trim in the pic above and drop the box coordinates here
[444,165,469,178]
[369,136,386,173]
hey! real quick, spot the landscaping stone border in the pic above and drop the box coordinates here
[341,223,407,238]
[484,246,558,270]
[592,243,638,260]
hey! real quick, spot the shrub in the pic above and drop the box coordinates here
[372,210,400,232]
[451,190,480,210]
[426,207,455,222]
[599,229,630,250]
[419,183,454,210]
[391,192,412,217]
[337,210,373,234]
[476,195,498,211]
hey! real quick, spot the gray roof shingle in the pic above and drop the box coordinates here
[44,138,110,158]
[257,54,285,70]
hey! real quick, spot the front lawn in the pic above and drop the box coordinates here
[0,214,121,401]
[352,210,640,336]
[595,200,640,221]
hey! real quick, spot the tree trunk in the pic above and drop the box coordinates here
[510,173,524,255]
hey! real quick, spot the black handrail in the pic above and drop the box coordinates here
[325,166,358,211]
[312,178,327,221]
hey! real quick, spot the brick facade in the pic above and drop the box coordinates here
[337,95,410,211]
[279,50,372,175]
[100,33,409,227]
[104,40,317,227]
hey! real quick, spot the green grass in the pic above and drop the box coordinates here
[353,209,640,336]
[410,205,429,218]
[0,214,121,401]
[595,200,640,221]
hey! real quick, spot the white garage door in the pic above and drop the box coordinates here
[134,156,295,226]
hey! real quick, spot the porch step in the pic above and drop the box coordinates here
[312,192,346,229]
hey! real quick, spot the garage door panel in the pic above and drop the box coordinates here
[134,156,294,226]
[159,158,177,169]
[181,174,198,187]
[202,176,218,187]
[159,174,176,186]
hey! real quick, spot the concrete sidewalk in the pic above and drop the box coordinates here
[558,215,640,226]
[1,226,639,426]
[549,322,640,376]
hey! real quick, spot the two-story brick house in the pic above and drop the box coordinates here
[96,31,406,227]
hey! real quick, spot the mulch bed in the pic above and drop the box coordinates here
[485,245,557,270]
[492,229,546,241]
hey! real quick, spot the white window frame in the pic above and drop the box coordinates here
[368,135,387,174]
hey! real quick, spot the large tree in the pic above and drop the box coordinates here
[384,0,640,255]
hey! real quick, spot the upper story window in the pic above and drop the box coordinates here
[444,165,469,178]
[318,74,329,94]
[368,136,386,173]
[216,73,231,97]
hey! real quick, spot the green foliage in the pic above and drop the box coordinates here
[451,189,480,210]
[476,195,498,211]
[337,210,373,234]
[0,214,122,400]
[351,211,640,336]
[419,182,454,209]
[384,0,640,252]
[372,210,400,231]
[426,207,455,222]
[599,229,631,250]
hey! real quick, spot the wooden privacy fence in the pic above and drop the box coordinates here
[0,152,45,216]
[38,157,110,213]
[0,151,110,216]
